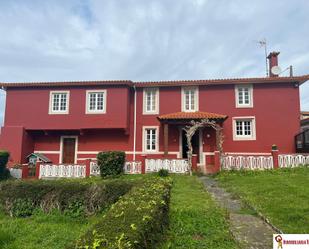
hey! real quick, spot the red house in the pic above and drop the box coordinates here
[0,52,308,170]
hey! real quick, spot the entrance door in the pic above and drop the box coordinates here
[182,130,200,162]
[62,137,76,164]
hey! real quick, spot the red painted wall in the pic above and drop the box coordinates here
[0,82,301,164]
[4,86,130,130]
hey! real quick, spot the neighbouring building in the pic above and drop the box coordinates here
[0,52,308,168]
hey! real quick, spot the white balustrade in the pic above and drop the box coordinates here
[279,154,309,168]
[124,161,142,174]
[9,168,22,179]
[145,159,189,173]
[39,164,86,179]
[90,161,100,176]
[221,155,273,170]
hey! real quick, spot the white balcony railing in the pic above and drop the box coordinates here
[145,159,189,173]
[39,164,86,178]
[221,155,273,170]
[279,154,309,168]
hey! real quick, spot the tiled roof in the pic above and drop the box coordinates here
[1,75,309,89]
[135,75,309,87]
[0,80,133,88]
[157,111,227,120]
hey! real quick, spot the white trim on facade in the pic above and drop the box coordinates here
[34,151,61,154]
[232,116,256,141]
[225,152,271,155]
[181,86,199,112]
[143,88,159,115]
[49,90,70,114]
[142,126,159,153]
[59,136,78,164]
[85,90,107,114]
[235,84,253,108]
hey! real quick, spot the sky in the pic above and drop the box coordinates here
[0,0,309,125]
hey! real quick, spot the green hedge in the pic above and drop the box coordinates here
[0,179,133,217]
[0,150,10,180]
[97,151,126,177]
[72,177,172,249]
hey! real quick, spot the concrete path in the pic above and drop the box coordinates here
[199,176,276,249]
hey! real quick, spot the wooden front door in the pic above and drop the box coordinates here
[62,137,76,164]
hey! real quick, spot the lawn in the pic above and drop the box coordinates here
[160,175,238,249]
[215,167,309,233]
[0,210,101,249]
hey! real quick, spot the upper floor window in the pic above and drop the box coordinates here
[235,84,253,108]
[232,116,256,140]
[182,86,199,112]
[86,90,106,114]
[49,91,69,114]
[143,126,159,152]
[143,88,159,114]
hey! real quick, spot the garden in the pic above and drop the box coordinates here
[0,150,239,249]
[215,167,309,233]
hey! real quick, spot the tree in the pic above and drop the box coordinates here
[183,119,224,175]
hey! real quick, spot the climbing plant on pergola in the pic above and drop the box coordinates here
[183,118,224,175]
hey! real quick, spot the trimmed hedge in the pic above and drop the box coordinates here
[72,177,172,249]
[0,150,10,180]
[0,179,133,217]
[97,151,126,177]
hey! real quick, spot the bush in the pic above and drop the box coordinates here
[0,151,10,180]
[158,169,169,177]
[97,151,126,177]
[72,177,172,249]
[0,179,133,217]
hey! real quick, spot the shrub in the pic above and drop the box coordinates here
[72,177,172,249]
[0,151,10,180]
[158,169,169,177]
[97,151,126,177]
[0,179,133,217]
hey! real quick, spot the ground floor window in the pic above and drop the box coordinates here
[143,127,158,152]
[233,117,256,140]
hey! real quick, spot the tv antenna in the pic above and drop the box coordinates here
[257,39,268,77]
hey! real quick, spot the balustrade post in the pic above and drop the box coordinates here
[141,155,146,174]
[192,154,198,171]
[85,159,91,177]
[271,148,279,169]
[22,164,29,179]
[213,151,221,173]
[35,161,40,179]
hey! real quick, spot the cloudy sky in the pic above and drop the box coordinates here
[0,0,309,125]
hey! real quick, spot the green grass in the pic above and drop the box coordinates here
[215,167,309,233]
[160,175,238,249]
[0,210,102,249]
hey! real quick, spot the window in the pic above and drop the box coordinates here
[182,86,198,112]
[235,85,253,108]
[86,90,106,114]
[233,117,256,140]
[143,127,159,152]
[143,88,159,114]
[49,91,69,114]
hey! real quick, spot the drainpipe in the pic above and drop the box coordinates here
[133,85,137,161]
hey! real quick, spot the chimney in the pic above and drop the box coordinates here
[267,51,280,77]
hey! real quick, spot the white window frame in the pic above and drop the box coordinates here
[49,91,70,114]
[86,90,107,114]
[181,86,199,112]
[232,116,256,141]
[235,84,253,108]
[142,126,159,153]
[143,88,159,115]
[59,136,78,164]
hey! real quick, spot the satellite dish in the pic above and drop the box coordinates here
[271,66,282,75]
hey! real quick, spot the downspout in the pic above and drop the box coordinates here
[133,85,137,161]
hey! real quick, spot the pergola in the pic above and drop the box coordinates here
[157,111,228,155]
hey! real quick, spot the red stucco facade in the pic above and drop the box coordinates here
[0,76,306,167]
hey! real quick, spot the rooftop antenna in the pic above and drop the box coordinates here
[257,39,268,77]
